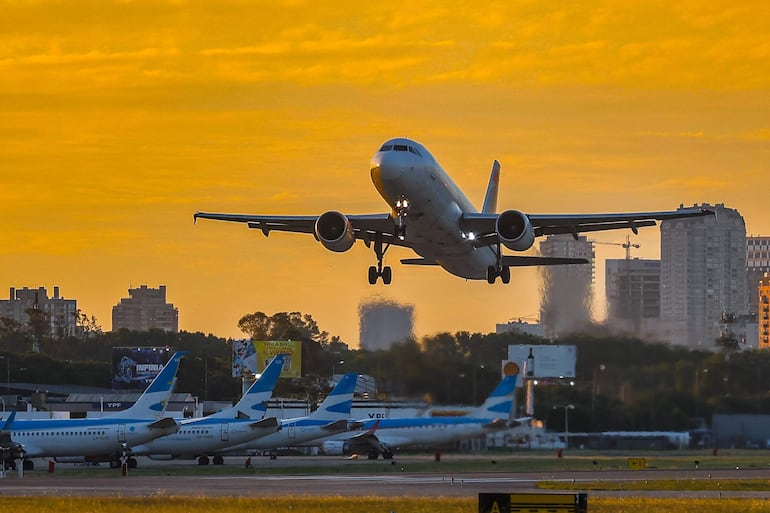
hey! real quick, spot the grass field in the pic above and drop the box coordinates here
[2,496,770,513]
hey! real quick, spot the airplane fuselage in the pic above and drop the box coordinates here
[370,138,497,279]
[10,417,177,459]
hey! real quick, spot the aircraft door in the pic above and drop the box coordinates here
[117,424,127,443]
[287,425,296,439]
[221,423,229,442]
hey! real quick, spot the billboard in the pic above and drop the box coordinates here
[111,346,173,390]
[507,344,577,379]
[232,339,302,378]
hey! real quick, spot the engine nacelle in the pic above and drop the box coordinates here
[315,211,355,252]
[321,440,350,456]
[496,209,535,251]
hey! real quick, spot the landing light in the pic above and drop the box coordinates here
[468,232,476,241]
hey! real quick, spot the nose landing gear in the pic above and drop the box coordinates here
[395,195,409,240]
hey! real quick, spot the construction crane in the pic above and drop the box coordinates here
[592,234,640,260]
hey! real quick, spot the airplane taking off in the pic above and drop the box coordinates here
[194,137,714,284]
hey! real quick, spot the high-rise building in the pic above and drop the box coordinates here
[359,299,414,350]
[539,234,594,338]
[0,286,77,338]
[112,285,179,333]
[759,273,770,349]
[747,236,770,316]
[660,204,747,349]
[605,259,661,337]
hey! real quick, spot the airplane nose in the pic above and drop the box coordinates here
[370,151,403,185]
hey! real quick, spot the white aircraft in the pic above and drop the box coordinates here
[317,372,522,459]
[220,372,359,456]
[129,353,287,465]
[194,137,713,284]
[3,352,185,470]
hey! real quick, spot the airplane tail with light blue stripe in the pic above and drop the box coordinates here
[309,373,358,421]
[468,373,518,419]
[107,351,186,420]
[210,353,285,420]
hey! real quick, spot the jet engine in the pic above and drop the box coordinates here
[496,209,535,251]
[315,211,355,252]
[320,440,351,456]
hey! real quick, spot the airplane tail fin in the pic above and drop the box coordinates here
[308,373,358,421]
[467,372,518,419]
[481,160,501,214]
[107,351,186,420]
[1,409,16,430]
[210,353,286,420]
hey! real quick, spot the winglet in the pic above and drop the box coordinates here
[1,410,16,430]
[481,160,501,214]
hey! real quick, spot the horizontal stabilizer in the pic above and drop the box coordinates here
[148,417,179,431]
[250,417,279,430]
[321,419,349,432]
[501,256,588,267]
[483,418,508,430]
[400,258,438,266]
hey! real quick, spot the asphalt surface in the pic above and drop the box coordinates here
[1,456,770,499]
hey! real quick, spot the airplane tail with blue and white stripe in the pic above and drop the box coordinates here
[209,353,286,420]
[107,351,186,420]
[308,373,358,422]
[467,372,518,420]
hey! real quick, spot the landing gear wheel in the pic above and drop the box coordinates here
[127,457,138,469]
[23,459,34,471]
[487,266,497,284]
[500,266,511,284]
[382,266,392,285]
[367,451,379,460]
[368,266,378,285]
[198,455,210,466]
[213,455,224,465]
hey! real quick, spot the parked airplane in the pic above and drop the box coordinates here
[129,354,286,465]
[317,372,521,459]
[220,372,359,457]
[3,351,185,470]
[194,137,713,284]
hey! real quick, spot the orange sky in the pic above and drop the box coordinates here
[1,1,769,345]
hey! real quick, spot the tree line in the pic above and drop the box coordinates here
[1,310,768,432]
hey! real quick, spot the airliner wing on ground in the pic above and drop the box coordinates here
[195,137,714,284]
[317,371,521,459]
[5,352,185,471]
[131,354,286,466]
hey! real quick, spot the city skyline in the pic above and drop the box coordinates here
[1,2,769,346]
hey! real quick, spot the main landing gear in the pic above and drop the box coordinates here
[367,196,410,285]
[368,235,392,285]
[486,242,511,284]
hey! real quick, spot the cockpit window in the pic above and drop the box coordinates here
[379,144,393,152]
[394,144,409,151]
[408,146,422,157]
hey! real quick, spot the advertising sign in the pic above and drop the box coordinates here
[507,344,577,379]
[111,346,173,390]
[253,340,302,378]
[232,339,302,378]
[232,339,258,377]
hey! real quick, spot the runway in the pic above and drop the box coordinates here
[1,456,770,499]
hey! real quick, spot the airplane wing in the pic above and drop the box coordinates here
[147,417,180,435]
[461,205,714,246]
[249,417,279,432]
[193,212,409,246]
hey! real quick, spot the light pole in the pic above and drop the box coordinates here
[0,355,8,393]
[554,404,575,448]
[196,357,208,402]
